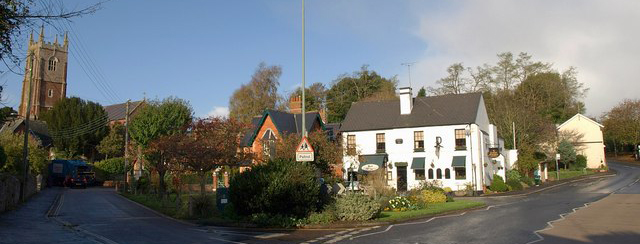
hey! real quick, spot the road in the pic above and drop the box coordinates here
[1,161,638,244]
[330,161,640,244]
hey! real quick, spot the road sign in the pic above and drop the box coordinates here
[556,154,561,160]
[296,136,315,161]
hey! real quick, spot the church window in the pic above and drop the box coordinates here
[48,58,57,71]
[48,89,54,97]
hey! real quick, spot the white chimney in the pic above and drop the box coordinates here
[399,87,413,115]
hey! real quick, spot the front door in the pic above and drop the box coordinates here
[397,166,407,192]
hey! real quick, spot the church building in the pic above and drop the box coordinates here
[18,27,69,119]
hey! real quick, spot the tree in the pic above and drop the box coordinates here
[326,65,397,122]
[97,124,125,159]
[602,99,640,154]
[288,82,326,112]
[428,63,468,95]
[162,117,252,195]
[129,97,192,197]
[40,97,108,159]
[0,0,101,72]
[229,62,283,124]
[557,139,576,169]
[417,87,426,97]
[273,130,342,176]
[0,106,16,124]
[0,131,47,176]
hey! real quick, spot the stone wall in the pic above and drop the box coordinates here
[0,174,38,213]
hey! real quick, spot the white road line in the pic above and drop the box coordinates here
[208,236,248,244]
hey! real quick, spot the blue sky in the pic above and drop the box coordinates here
[2,0,639,118]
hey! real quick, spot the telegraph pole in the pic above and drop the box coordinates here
[301,0,306,137]
[123,99,130,192]
[20,52,34,202]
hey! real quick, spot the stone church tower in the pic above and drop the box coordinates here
[18,26,68,119]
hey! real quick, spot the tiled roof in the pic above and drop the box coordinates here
[104,100,144,122]
[340,93,483,132]
[241,110,324,147]
[0,118,52,147]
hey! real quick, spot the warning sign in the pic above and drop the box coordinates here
[296,136,315,162]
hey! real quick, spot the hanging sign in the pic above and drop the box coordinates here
[488,148,500,158]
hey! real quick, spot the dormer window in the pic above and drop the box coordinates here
[48,58,58,71]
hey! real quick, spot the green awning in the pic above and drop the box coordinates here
[452,156,466,167]
[359,155,386,173]
[411,157,425,169]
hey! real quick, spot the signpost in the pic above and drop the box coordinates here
[296,136,314,162]
[555,153,561,180]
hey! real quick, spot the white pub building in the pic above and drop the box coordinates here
[341,87,517,193]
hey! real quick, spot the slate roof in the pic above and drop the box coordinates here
[104,100,144,122]
[340,93,483,132]
[0,118,52,147]
[240,110,324,147]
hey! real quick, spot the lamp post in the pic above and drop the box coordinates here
[466,126,476,196]
[301,0,306,138]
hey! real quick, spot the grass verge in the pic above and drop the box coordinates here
[548,169,594,181]
[375,200,485,222]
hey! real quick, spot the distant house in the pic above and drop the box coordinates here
[557,114,606,169]
[0,118,52,148]
[340,87,515,192]
[103,100,145,126]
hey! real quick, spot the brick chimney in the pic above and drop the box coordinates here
[289,96,302,114]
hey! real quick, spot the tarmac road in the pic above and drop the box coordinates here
[327,161,640,244]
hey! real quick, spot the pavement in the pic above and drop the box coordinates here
[1,161,638,244]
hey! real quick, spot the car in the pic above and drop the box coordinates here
[70,176,87,189]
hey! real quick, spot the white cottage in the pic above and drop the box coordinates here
[557,114,606,169]
[341,87,513,193]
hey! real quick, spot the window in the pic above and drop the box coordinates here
[414,131,424,151]
[428,169,434,179]
[48,58,57,71]
[347,135,356,155]
[436,169,442,179]
[387,170,393,180]
[455,129,467,150]
[445,168,451,179]
[455,167,466,180]
[376,133,385,153]
[48,89,54,98]
[415,169,425,180]
[262,130,276,160]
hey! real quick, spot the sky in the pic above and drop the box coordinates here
[1,0,639,119]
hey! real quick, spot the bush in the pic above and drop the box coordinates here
[250,213,306,228]
[575,155,587,169]
[334,193,381,221]
[189,195,215,218]
[389,196,412,211]
[521,175,535,186]
[307,208,336,225]
[506,178,523,191]
[229,158,320,218]
[420,190,447,204]
[490,174,508,192]
[505,170,521,182]
[94,157,127,180]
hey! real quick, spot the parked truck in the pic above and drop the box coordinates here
[48,160,95,187]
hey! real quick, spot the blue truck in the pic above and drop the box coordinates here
[48,160,95,187]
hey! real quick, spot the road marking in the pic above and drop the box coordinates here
[255,233,288,239]
[208,236,248,244]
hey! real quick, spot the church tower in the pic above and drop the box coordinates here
[18,26,69,119]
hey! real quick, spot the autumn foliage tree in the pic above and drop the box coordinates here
[160,117,252,195]
[273,130,342,177]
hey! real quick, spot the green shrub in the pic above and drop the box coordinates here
[307,208,336,225]
[521,175,535,186]
[94,157,128,180]
[505,170,521,182]
[250,213,305,227]
[334,193,381,221]
[506,178,523,191]
[490,174,508,192]
[190,195,215,218]
[221,203,239,220]
[229,158,320,218]
[575,155,587,169]
[420,190,447,204]
[443,187,452,193]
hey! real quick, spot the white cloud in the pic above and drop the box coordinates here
[410,0,640,117]
[206,106,229,118]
